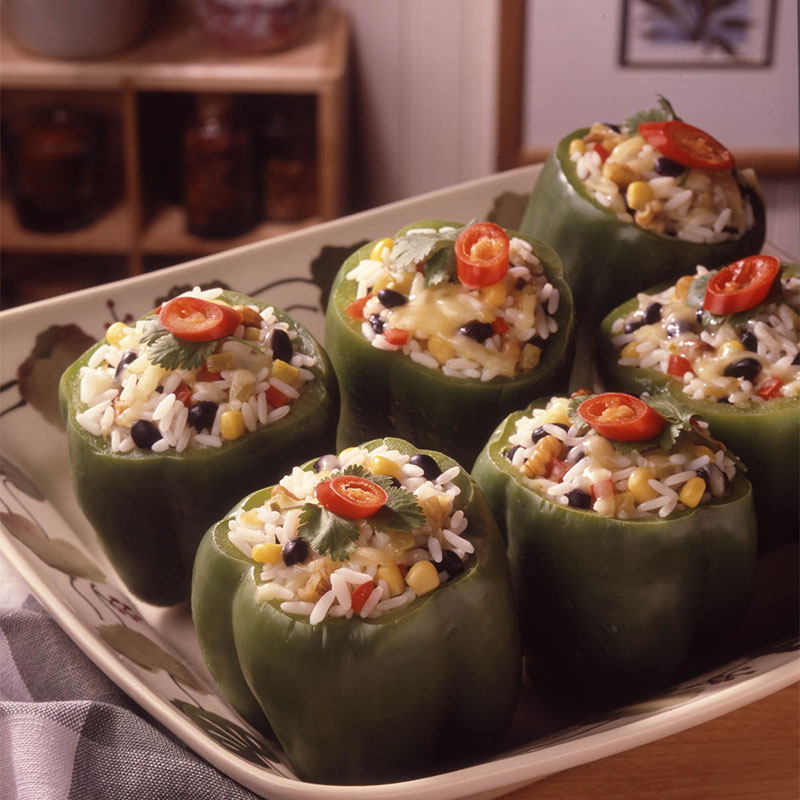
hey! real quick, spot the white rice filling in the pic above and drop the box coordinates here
[570,124,758,243]
[506,396,737,520]
[612,268,800,407]
[75,286,317,451]
[346,228,560,381]
[236,446,470,623]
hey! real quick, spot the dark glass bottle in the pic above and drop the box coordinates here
[182,94,256,238]
[2,106,106,232]
[260,95,317,221]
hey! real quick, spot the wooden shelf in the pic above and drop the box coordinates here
[0,4,349,298]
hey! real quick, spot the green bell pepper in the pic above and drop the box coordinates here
[59,290,339,606]
[191,437,521,784]
[519,128,766,321]
[324,219,575,470]
[597,291,799,551]
[472,399,757,705]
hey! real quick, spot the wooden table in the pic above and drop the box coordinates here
[505,682,799,800]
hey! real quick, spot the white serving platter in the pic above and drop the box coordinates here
[1,164,798,800]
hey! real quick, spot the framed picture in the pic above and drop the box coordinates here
[619,0,778,68]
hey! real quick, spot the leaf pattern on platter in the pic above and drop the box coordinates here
[0,510,106,581]
[309,240,370,310]
[0,456,45,501]
[96,623,209,694]
[16,323,95,429]
[487,191,529,231]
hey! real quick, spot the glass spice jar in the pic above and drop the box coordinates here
[2,106,106,233]
[260,95,317,222]
[182,93,256,238]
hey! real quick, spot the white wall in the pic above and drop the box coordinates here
[522,0,799,151]
[331,0,501,209]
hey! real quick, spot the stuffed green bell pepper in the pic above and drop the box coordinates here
[472,391,757,705]
[59,287,339,606]
[520,97,766,321]
[597,256,799,549]
[191,437,521,784]
[324,219,574,470]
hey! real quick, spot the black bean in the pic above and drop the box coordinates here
[269,328,293,363]
[114,349,137,379]
[458,320,494,342]
[131,419,161,450]
[505,445,521,462]
[654,156,686,177]
[369,313,385,334]
[313,454,340,473]
[603,122,621,132]
[434,550,464,577]
[532,423,567,444]
[643,302,663,325]
[696,309,706,325]
[696,464,729,498]
[282,537,308,566]
[188,401,218,432]
[793,352,800,366]
[566,489,592,509]
[409,453,442,480]
[624,317,645,334]
[665,319,697,338]
[377,288,408,308]
[723,357,761,382]
[526,334,546,348]
[565,446,585,465]
[739,328,758,352]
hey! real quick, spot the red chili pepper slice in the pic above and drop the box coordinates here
[383,327,410,346]
[350,580,375,614]
[174,382,193,407]
[265,386,289,408]
[455,222,510,289]
[546,457,570,483]
[703,255,781,315]
[667,353,693,378]
[756,377,783,400]
[159,297,242,342]
[196,364,222,382]
[492,317,510,336]
[315,475,388,519]
[344,296,370,320]
[591,478,615,500]
[593,142,610,162]
[638,120,734,170]
[578,393,668,442]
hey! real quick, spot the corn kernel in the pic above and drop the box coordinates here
[602,161,636,188]
[626,181,653,211]
[220,409,245,440]
[371,273,396,293]
[428,335,454,365]
[481,280,507,309]
[719,339,745,357]
[679,477,706,508]
[240,509,261,527]
[106,321,128,348]
[674,275,695,301]
[368,454,404,479]
[251,542,283,564]
[520,343,542,371]
[694,445,716,460]
[628,466,659,503]
[377,564,405,597]
[272,359,299,385]
[206,352,235,373]
[621,340,642,358]
[338,446,360,461]
[370,238,394,261]
[569,138,586,157]
[405,560,440,595]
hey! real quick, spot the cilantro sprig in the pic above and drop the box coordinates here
[386,224,470,286]
[622,94,681,135]
[296,464,426,561]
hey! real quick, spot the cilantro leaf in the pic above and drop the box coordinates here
[139,320,218,371]
[387,225,464,282]
[622,94,681,135]
[424,244,458,286]
[297,504,360,562]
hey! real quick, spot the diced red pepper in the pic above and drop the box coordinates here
[344,296,370,321]
[350,581,375,614]
[197,364,222,382]
[667,353,693,378]
[591,478,615,500]
[174,381,193,407]
[266,385,289,407]
[546,457,570,483]
[593,143,610,162]
[383,327,410,346]
[492,317,510,336]
[756,377,783,400]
